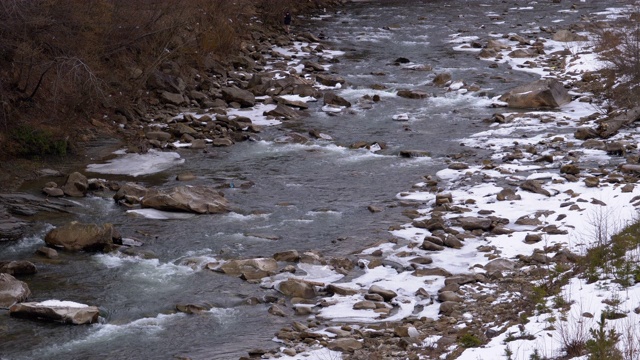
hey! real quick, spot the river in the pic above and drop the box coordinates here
[0,1,618,359]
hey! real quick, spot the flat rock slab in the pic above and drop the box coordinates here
[10,300,100,324]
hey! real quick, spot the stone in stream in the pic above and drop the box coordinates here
[9,300,100,325]
[368,285,397,302]
[44,222,119,252]
[140,185,229,214]
[0,261,37,276]
[277,278,318,299]
[0,273,30,308]
[61,172,88,197]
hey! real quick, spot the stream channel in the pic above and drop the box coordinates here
[0,0,618,359]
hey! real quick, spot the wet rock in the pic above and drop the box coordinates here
[324,91,351,107]
[277,278,317,299]
[217,258,278,276]
[113,182,148,204]
[0,273,30,308]
[508,48,538,58]
[273,250,300,262]
[61,172,88,197]
[399,150,431,158]
[176,303,210,314]
[36,246,58,258]
[397,89,429,99]
[268,304,287,317]
[141,185,229,214]
[265,103,300,120]
[433,72,452,86]
[9,300,100,324]
[44,222,118,252]
[0,261,37,276]
[499,79,571,109]
[368,285,397,302]
[42,186,64,197]
[316,74,346,87]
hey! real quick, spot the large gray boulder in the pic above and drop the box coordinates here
[217,258,278,276]
[44,222,118,252]
[141,185,229,214]
[10,300,100,324]
[221,86,255,108]
[0,273,30,308]
[499,79,571,109]
[61,172,88,197]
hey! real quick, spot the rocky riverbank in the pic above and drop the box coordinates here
[2,1,640,360]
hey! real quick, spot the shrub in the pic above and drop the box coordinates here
[10,125,68,157]
[458,333,483,348]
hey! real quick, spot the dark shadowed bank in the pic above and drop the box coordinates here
[0,0,345,192]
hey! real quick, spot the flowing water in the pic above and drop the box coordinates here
[0,1,619,359]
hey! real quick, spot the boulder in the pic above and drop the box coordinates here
[0,261,37,276]
[397,89,429,99]
[44,222,118,252]
[324,92,351,107]
[315,74,346,87]
[221,86,255,108]
[520,179,552,197]
[141,185,229,214]
[277,278,317,299]
[484,258,516,273]
[0,273,30,308]
[499,79,571,109]
[9,300,100,324]
[433,72,452,86]
[368,285,397,302]
[113,182,148,204]
[160,91,186,106]
[217,258,278,276]
[456,216,492,231]
[61,172,88,197]
[265,104,300,120]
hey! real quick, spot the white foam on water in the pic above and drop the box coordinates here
[35,313,181,358]
[86,149,184,177]
[93,253,196,281]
